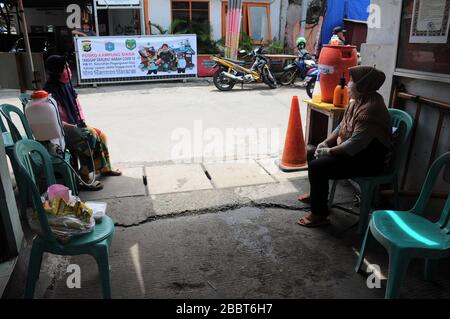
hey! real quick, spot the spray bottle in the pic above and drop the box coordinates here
[312,73,322,103]
[333,73,349,107]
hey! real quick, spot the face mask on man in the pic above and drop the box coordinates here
[59,67,72,84]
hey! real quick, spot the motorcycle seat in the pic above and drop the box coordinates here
[224,58,247,66]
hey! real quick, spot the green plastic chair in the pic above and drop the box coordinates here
[0,104,78,200]
[0,103,34,140]
[328,108,414,234]
[1,108,35,219]
[356,151,450,299]
[13,139,115,299]
[18,93,31,112]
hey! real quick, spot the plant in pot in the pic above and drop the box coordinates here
[173,22,221,77]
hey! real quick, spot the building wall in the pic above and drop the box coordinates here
[148,0,172,34]
[395,78,450,193]
[364,0,450,212]
[147,0,282,41]
[269,0,281,41]
[360,0,403,102]
[284,1,301,49]
[210,0,222,40]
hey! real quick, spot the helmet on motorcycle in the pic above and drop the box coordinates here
[296,37,307,49]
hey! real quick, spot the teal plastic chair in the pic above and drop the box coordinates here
[356,151,450,299]
[328,109,414,234]
[1,108,34,219]
[0,104,78,197]
[13,139,115,299]
[19,93,31,112]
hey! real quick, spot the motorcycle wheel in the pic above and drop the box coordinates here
[306,76,317,98]
[279,69,298,86]
[262,67,277,89]
[213,68,236,91]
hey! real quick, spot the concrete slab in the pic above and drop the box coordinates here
[257,158,309,181]
[235,179,309,208]
[204,160,276,189]
[151,187,248,216]
[146,164,213,195]
[14,198,450,299]
[79,167,146,201]
[46,207,391,299]
[103,196,155,226]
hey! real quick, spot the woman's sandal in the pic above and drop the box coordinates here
[297,215,330,228]
[101,169,122,177]
[298,193,311,204]
[79,180,103,191]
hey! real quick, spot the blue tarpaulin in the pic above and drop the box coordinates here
[345,0,370,21]
[320,0,370,46]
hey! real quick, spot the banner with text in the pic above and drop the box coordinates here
[75,35,197,83]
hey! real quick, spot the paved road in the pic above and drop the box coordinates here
[1,81,309,165]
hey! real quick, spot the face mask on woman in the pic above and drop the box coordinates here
[59,67,72,84]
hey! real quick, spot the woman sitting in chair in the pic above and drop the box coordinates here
[297,65,392,227]
[43,55,121,191]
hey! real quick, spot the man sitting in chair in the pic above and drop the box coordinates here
[297,66,392,227]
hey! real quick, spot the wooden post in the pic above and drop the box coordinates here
[17,0,38,90]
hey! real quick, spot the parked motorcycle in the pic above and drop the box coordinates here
[211,47,277,91]
[280,51,318,98]
[304,66,319,99]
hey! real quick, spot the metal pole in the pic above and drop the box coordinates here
[300,0,311,37]
[234,0,243,60]
[94,0,99,36]
[140,0,145,35]
[17,0,37,90]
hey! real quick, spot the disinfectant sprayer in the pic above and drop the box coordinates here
[25,89,97,187]
[25,90,66,154]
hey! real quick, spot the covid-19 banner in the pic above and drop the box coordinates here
[75,35,198,83]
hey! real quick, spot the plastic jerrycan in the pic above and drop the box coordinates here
[25,90,66,150]
[318,45,357,103]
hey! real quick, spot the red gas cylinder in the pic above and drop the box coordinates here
[318,45,358,103]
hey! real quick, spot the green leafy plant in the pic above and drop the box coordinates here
[149,23,168,34]
[267,38,286,54]
[179,22,220,54]
[238,32,254,52]
[150,19,187,35]
[150,20,221,54]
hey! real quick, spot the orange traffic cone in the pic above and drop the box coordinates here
[278,96,308,172]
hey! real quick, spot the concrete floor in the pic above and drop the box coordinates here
[33,203,450,299]
[2,81,450,299]
[6,173,449,299]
